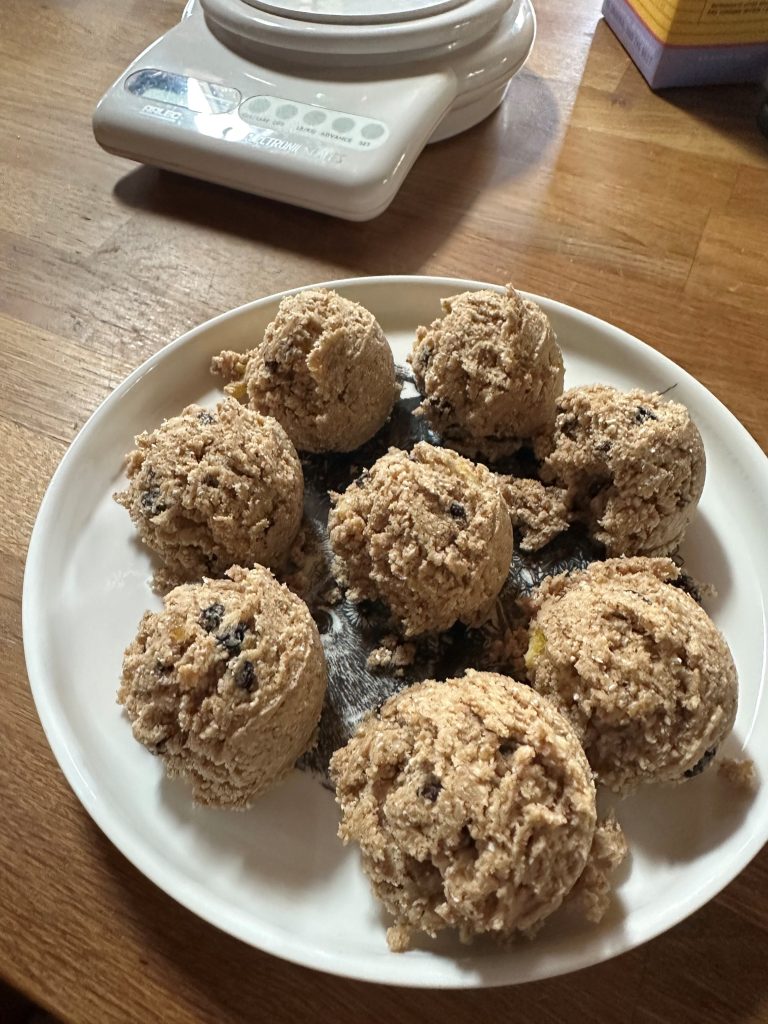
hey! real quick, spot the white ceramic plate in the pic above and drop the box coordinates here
[23,276,768,988]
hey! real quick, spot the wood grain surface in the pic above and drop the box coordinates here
[2,1,768,1021]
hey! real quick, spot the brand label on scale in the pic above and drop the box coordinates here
[243,128,344,165]
[141,103,184,123]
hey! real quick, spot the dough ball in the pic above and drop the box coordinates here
[115,399,303,587]
[409,284,564,459]
[525,557,738,793]
[330,670,599,950]
[328,442,513,636]
[119,565,327,807]
[536,384,705,556]
[211,289,399,453]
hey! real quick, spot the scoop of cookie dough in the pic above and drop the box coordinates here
[525,557,738,793]
[114,399,303,589]
[211,288,399,453]
[409,284,564,459]
[328,442,513,636]
[119,565,327,807]
[330,670,607,951]
[536,384,705,556]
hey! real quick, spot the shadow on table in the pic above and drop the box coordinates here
[656,82,768,161]
[112,70,561,277]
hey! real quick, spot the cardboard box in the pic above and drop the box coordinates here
[602,0,768,88]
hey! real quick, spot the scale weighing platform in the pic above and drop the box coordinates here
[93,0,536,220]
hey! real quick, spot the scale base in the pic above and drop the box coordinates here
[93,0,535,219]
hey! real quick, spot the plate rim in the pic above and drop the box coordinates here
[22,274,768,989]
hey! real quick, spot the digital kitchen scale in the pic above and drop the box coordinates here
[93,0,536,220]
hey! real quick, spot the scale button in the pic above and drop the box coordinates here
[332,116,355,133]
[242,97,271,114]
[275,103,298,119]
[361,122,385,140]
[303,109,327,126]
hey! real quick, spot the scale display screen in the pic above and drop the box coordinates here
[125,69,240,114]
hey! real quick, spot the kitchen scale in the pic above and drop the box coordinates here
[93,0,535,220]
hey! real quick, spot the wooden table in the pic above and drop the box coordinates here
[2,1,768,1021]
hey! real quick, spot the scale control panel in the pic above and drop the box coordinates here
[125,69,391,154]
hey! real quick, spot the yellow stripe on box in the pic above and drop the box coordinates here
[624,0,768,42]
